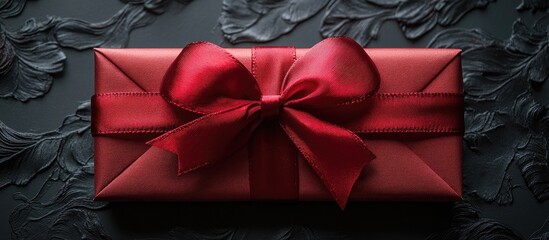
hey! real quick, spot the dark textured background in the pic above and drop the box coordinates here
[0,0,548,239]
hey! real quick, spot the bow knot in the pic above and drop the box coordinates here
[147,37,380,209]
[261,95,282,118]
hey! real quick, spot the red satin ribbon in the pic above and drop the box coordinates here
[91,37,463,209]
[148,37,379,209]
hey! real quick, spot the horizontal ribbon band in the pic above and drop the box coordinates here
[92,92,463,136]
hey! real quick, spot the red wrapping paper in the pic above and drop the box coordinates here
[92,39,463,207]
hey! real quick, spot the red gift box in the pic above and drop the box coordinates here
[92,37,463,208]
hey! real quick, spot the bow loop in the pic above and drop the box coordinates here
[281,37,380,114]
[161,42,261,114]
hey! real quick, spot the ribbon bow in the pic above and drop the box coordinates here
[147,37,380,209]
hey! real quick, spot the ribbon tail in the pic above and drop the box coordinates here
[147,104,260,175]
[280,109,376,209]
